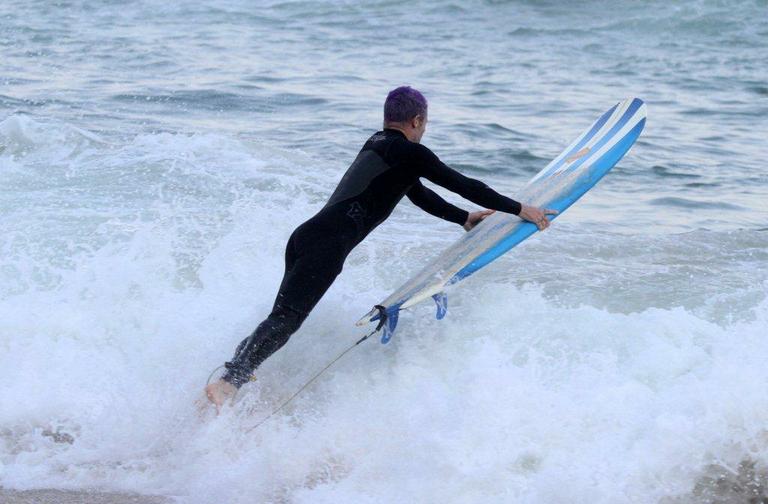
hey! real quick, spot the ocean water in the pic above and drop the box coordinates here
[1,1,767,503]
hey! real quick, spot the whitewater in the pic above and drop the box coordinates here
[1,1,767,503]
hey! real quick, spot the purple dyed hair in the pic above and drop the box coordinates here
[384,86,428,123]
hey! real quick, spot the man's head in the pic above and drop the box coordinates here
[383,86,428,143]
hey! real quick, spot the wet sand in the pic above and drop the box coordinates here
[0,488,172,504]
[662,458,768,504]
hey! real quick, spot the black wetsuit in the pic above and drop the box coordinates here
[222,129,522,387]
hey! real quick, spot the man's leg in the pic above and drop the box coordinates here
[221,304,307,388]
[218,241,345,390]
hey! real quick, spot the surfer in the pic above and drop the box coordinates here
[205,86,557,409]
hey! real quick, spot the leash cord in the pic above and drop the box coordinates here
[205,307,386,433]
[243,325,380,433]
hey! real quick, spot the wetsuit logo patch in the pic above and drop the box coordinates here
[346,201,367,235]
[346,201,366,221]
[369,133,387,142]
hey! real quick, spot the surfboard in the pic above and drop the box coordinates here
[357,97,647,342]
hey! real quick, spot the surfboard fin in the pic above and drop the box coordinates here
[380,308,398,344]
[432,292,448,320]
[370,305,399,344]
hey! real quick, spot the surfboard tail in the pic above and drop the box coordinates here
[355,304,402,343]
[355,309,376,326]
[356,291,449,343]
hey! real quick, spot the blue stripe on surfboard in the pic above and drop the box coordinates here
[449,117,646,283]
[556,98,644,178]
[535,102,619,180]
[538,98,642,182]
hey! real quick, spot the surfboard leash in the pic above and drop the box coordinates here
[204,308,386,431]
[236,307,387,434]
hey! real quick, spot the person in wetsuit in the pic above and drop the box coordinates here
[205,86,556,409]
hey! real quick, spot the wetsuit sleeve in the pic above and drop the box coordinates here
[411,144,522,215]
[406,181,469,225]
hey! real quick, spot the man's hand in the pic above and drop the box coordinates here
[463,209,495,231]
[518,204,558,230]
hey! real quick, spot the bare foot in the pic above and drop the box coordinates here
[203,379,238,414]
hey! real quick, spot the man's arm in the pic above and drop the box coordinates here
[410,143,558,230]
[406,181,468,225]
[411,143,522,215]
